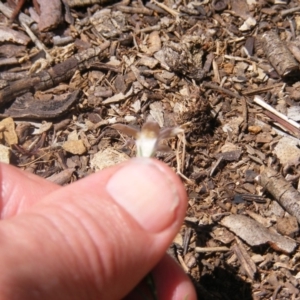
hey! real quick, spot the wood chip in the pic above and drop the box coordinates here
[0,144,10,163]
[221,214,297,254]
[90,148,129,171]
[0,26,30,45]
[63,140,86,155]
[257,166,300,224]
[0,117,18,145]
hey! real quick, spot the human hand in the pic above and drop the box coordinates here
[0,159,196,299]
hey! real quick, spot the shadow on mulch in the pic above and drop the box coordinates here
[196,266,253,300]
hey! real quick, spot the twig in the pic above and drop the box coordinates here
[117,6,153,15]
[210,156,223,177]
[202,82,240,98]
[0,42,110,106]
[232,238,257,280]
[253,95,300,137]
[256,166,300,224]
[241,96,248,132]
[195,246,230,253]
[22,22,53,61]
[280,6,300,17]
[177,253,189,273]
[151,0,179,17]
[242,83,283,96]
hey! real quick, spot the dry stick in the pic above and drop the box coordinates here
[117,5,153,15]
[224,54,255,64]
[202,82,241,98]
[241,96,248,132]
[151,0,179,16]
[210,156,223,177]
[263,110,300,138]
[280,6,300,17]
[66,0,113,7]
[177,254,189,273]
[261,31,299,77]
[242,83,284,96]
[253,95,300,137]
[18,151,52,167]
[232,238,257,280]
[0,41,110,106]
[22,22,52,61]
[176,133,193,184]
[195,246,230,253]
[212,59,221,83]
[256,166,300,224]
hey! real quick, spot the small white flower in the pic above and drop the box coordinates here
[111,121,184,158]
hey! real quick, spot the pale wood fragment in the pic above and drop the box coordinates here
[221,214,296,253]
[261,31,298,77]
[46,169,74,185]
[257,166,300,224]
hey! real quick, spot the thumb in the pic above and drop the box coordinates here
[0,158,187,300]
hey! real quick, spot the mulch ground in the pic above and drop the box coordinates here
[1,0,300,299]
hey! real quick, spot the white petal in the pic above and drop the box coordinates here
[136,135,158,157]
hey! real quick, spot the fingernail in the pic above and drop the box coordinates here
[106,159,180,233]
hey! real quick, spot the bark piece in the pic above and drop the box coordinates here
[257,166,300,224]
[140,31,161,55]
[221,214,296,253]
[0,26,30,45]
[0,117,18,145]
[287,39,300,63]
[0,42,109,106]
[277,216,299,237]
[149,101,164,127]
[46,168,74,185]
[215,150,242,161]
[230,0,251,20]
[0,144,10,163]
[37,0,62,32]
[63,140,86,155]
[212,227,235,244]
[273,136,300,165]
[0,90,82,119]
[162,39,206,81]
[261,31,299,77]
[90,9,127,39]
[90,148,129,171]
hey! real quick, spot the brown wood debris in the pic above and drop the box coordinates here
[221,214,297,254]
[261,31,299,77]
[1,0,300,299]
[257,166,300,224]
